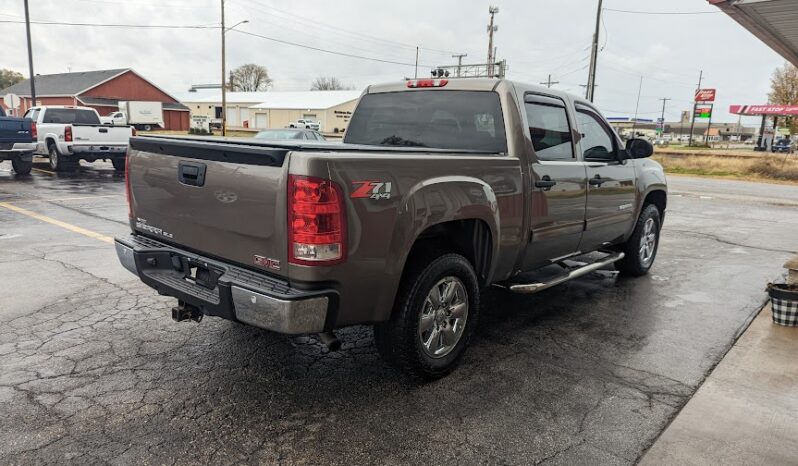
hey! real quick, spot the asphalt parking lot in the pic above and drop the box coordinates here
[1,160,796,465]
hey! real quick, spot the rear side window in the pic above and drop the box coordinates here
[344,90,507,153]
[524,99,574,161]
[42,108,101,125]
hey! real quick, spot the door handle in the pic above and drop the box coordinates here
[588,175,605,187]
[534,175,557,190]
[178,161,207,187]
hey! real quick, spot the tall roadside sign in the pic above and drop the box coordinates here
[689,88,716,146]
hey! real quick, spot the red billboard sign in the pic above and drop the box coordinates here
[729,104,798,116]
[695,89,716,102]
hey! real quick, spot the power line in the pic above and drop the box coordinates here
[604,8,720,15]
[234,0,464,56]
[0,19,215,29]
[232,29,433,68]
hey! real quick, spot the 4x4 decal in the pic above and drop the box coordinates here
[351,181,393,200]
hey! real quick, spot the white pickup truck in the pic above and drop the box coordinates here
[288,118,321,131]
[24,106,134,172]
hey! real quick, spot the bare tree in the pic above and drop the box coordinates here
[769,62,798,134]
[229,64,273,92]
[0,69,24,90]
[310,76,353,91]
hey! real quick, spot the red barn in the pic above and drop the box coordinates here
[1,68,189,130]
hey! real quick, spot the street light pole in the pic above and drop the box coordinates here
[24,0,36,108]
[585,0,603,102]
[221,0,226,136]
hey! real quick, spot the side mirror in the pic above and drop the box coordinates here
[626,138,654,159]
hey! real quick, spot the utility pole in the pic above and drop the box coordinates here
[585,0,603,102]
[24,0,36,108]
[487,6,499,76]
[220,0,226,136]
[414,47,419,79]
[658,97,671,138]
[540,74,560,88]
[452,53,467,77]
[687,70,703,147]
[630,76,644,137]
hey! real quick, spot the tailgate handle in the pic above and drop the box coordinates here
[178,161,207,187]
[99,128,108,133]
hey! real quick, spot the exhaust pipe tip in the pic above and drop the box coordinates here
[318,331,341,351]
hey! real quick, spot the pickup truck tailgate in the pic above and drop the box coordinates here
[128,138,289,278]
[0,117,32,146]
[73,124,132,144]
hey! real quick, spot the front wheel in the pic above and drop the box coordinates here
[614,204,661,276]
[374,252,480,380]
[11,158,32,175]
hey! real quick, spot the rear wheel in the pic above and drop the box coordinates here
[49,145,78,172]
[111,158,126,172]
[11,158,32,175]
[374,252,480,380]
[614,204,661,276]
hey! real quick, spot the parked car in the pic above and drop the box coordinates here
[254,129,326,141]
[25,106,134,172]
[116,79,667,379]
[772,138,794,154]
[0,107,36,175]
[288,118,321,131]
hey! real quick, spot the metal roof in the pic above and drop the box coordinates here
[77,96,189,111]
[1,69,129,96]
[710,0,798,66]
[180,90,363,109]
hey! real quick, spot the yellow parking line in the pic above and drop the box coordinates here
[0,201,115,244]
[32,168,55,175]
[12,194,124,203]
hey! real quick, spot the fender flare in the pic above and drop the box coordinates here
[371,176,500,320]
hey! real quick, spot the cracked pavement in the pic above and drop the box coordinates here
[1,162,796,465]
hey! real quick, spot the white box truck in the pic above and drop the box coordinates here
[117,101,164,131]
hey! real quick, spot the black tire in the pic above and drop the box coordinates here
[143,124,152,131]
[11,158,32,175]
[614,204,662,276]
[49,144,78,172]
[111,158,126,172]
[374,252,480,380]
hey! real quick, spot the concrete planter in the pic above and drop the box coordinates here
[768,283,798,327]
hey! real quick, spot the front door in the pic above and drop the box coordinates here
[574,105,637,251]
[523,94,588,270]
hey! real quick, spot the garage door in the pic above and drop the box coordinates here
[255,113,268,128]
[226,107,239,126]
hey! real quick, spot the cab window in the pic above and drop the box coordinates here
[524,95,574,161]
[576,109,616,160]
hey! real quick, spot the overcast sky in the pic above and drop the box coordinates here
[0,0,787,123]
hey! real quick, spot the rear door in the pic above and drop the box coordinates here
[523,93,587,269]
[574,104,637,251]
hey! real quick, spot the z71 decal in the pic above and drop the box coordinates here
[351,181,393,200]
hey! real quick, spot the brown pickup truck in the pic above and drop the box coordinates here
[115,79,667,379]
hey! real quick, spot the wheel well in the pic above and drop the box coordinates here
[405,219,493,286]
[46,138,56,150]
[644,190,666,218]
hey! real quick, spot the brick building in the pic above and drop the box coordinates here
[1,68,189,130]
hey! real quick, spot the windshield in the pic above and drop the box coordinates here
[42,108,101,125]
[255,130,303,140]
[344,90,507,152]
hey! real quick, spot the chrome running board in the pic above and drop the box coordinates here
[508,252,625,294]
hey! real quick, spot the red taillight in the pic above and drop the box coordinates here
[125,153,132,219]
[30,122,37,140]
[131,127,137,137]
[288,175,346,265]
[64,126,73,142]
[406,79,448,88]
